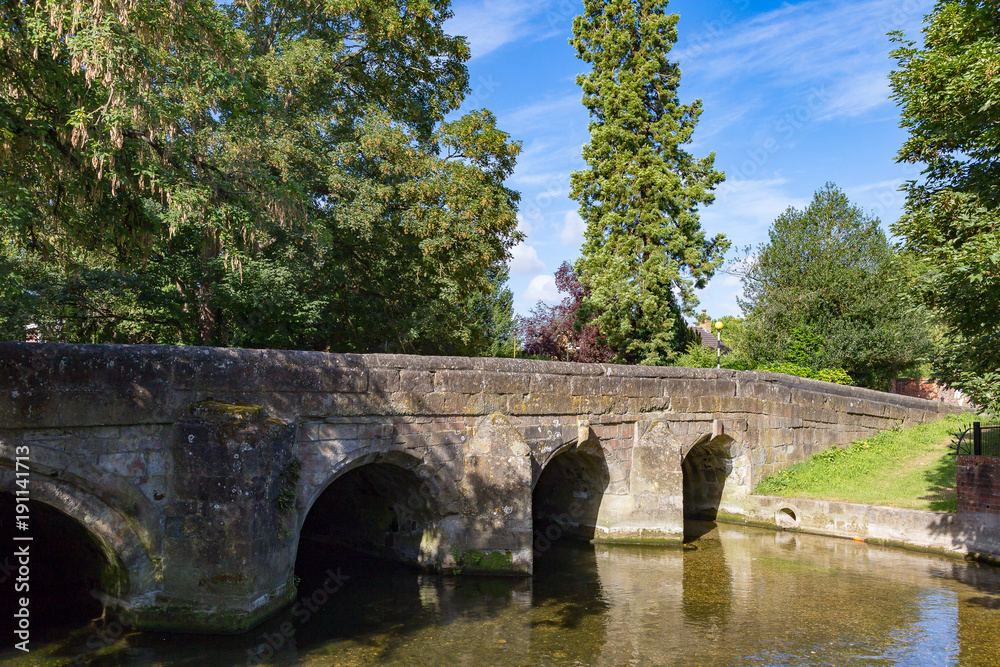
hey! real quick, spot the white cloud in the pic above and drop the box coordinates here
[817,71,893,121]
[509,244,546,275]
[688,99,758,149]
[677,0,933,122]
[700,178,808,246]
[559,210,586,245]
[500,93,582,132]
[521,274,561,305]
[509,139,580,189]
[446,0,560,60]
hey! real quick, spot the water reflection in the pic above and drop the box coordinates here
[6,522,1000,666]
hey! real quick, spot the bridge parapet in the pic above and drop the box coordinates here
[0,343,965,633]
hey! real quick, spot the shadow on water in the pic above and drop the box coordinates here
[532,540,607,631]
[684,518,717,543]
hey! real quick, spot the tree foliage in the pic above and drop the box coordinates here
[0,0,522,354]
[519,262,613,363]
[674,315,853,384]
[671,338,719,370]
[465,263,517,358]
[569,0,728,366]
[739,183,929,391]
[889,0,1000,415]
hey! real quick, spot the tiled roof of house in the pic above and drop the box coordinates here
[689,326,730,353]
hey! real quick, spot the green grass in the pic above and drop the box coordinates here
[754,414,979,513]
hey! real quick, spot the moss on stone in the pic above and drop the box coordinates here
[450,547,515,573]
[197,572,248,592]
[276,457,302,513]
[591,536,684,547]
[716,510,780,531]
[189,400,264,424]
[123,585,297,634]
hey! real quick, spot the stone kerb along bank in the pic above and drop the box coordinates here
[0,343,963,634]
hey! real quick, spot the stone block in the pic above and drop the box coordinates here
[369,368,400,394]
[434,370,485,394]
[482,372,531,394]
[571,376,603,396]
[513,393,575,415]
[626,397,671,413]
[738,380,792,404]
[399,370,434,394]
[461,393,509,416]
[529,373,573,395]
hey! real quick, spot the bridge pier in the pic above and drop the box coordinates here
[125,401,299,633]
[447,415,534,574]
[589,421,687,545]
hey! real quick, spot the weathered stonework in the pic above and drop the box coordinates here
[0,343,965,633]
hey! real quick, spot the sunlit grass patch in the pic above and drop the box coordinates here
[754,414,979,512]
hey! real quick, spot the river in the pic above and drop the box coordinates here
[4,522,1000,666]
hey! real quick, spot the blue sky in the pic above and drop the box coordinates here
[443,0,931,320]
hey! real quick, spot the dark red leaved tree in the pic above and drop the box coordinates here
[519,262,613,363]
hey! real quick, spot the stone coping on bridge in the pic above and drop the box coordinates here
[0,342,963,429]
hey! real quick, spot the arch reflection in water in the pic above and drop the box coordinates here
[12,519,1000,664]
[529,539,609,663]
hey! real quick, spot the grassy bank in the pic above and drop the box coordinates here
[754,414,978,513]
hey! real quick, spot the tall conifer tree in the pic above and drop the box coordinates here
[570,0,728,365]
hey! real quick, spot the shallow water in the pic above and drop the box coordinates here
[5,522,1000,666]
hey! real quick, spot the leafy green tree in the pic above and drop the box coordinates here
[464,264,517,358]
[672,339,720,369]
[889,1,1000,415]
[569,0,728,366]
[0,1,522,354]
[739,183,929,391]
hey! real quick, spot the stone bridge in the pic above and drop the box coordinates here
[0,343,963,633]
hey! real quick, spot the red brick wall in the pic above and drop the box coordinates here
[891,378,970,407]
[957,455,1000,515]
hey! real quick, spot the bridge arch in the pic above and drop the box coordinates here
[682,434,737,521]
[532,437,611,546]
[296,450,450,571]
[0,467,160,625]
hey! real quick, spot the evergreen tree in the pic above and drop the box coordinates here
[570,0,728,366]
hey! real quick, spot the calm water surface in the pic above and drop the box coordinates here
[5,522,1000,666]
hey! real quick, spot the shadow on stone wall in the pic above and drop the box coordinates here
[683,435,735,524]
[532,442,611,545]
